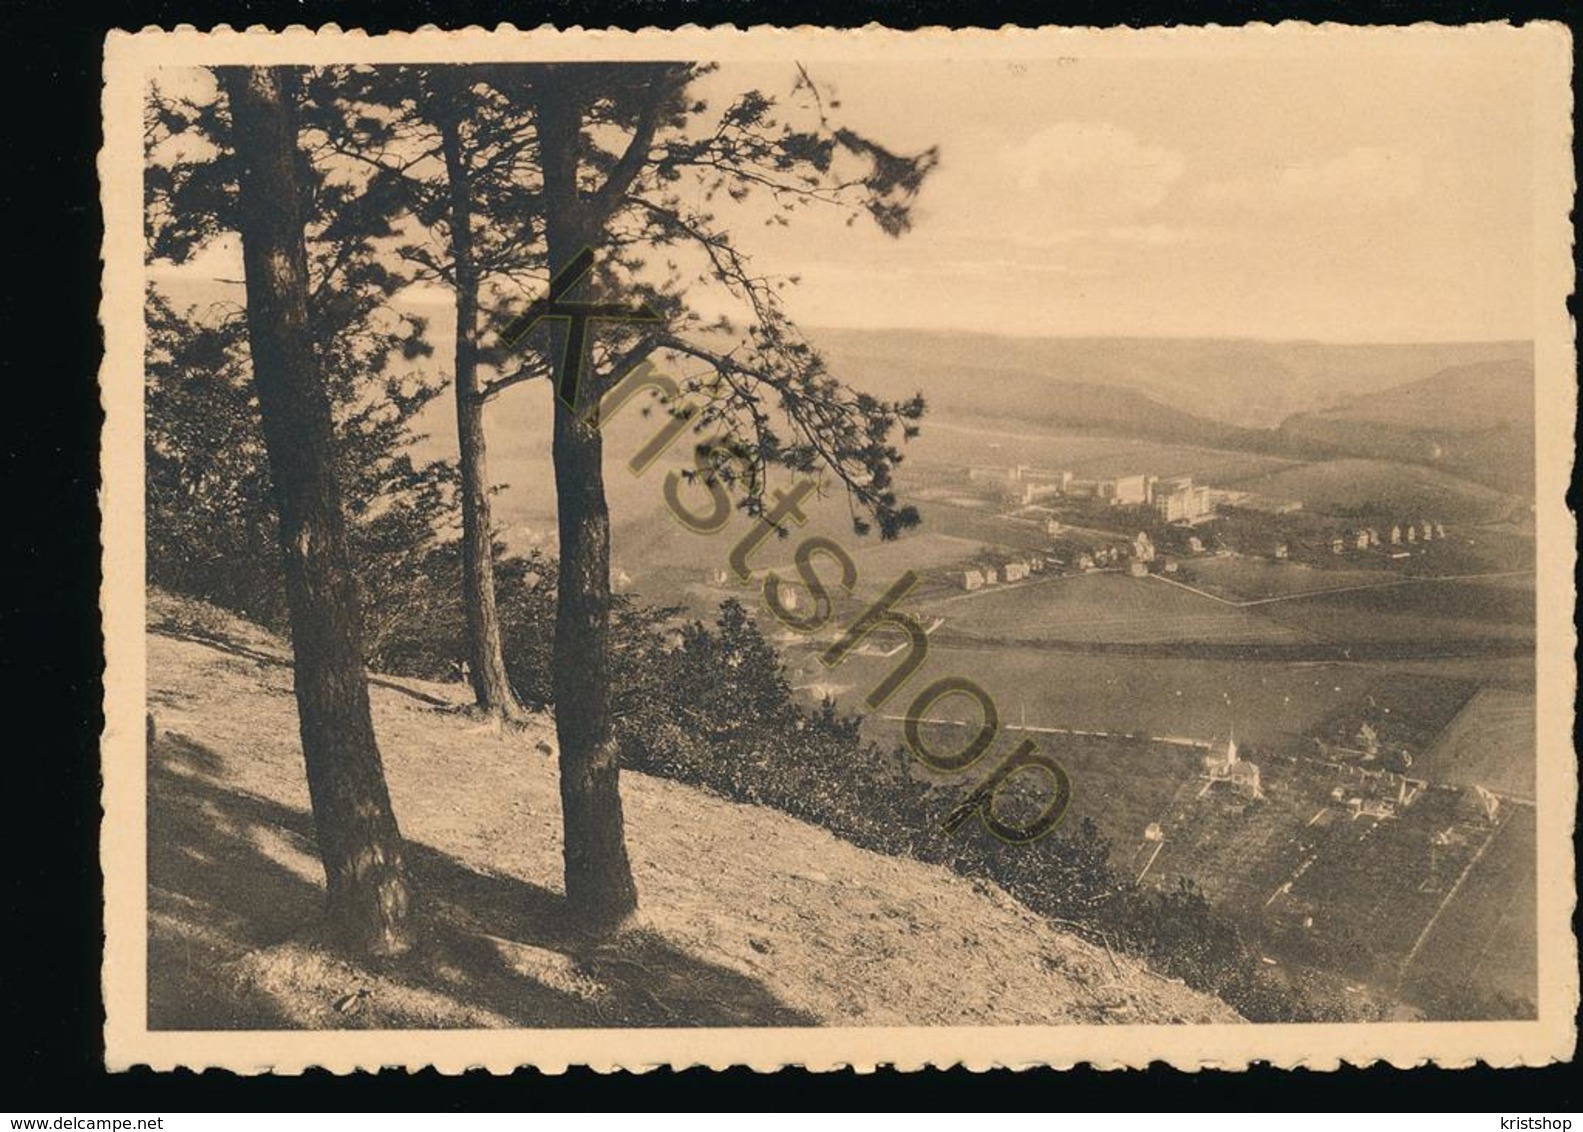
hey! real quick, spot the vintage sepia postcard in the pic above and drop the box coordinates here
[100,22,1576,1072]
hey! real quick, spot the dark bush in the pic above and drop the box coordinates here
[613,598,1322,1021]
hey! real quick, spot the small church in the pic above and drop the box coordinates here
[1203,735,1264,800]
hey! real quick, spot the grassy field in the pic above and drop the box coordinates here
[1402,803,1538,1009]
[895,420,1296,484]
[905,724,1208,863]
[1282,785,1495,977]
[1144,755,1347,917]
[813,640,1531,756]
[1224,458,1518,523]
[917,573,1311,646]
[1414,687,1536,800]
[1304,672,1481,757]
[1256,578,1535,648]
[815,644,1393,751]
[1179,558,1395,602]
[1140,754,1516,991]
[754,528,989,593]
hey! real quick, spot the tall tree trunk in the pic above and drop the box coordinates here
[436,101,522,719]
[221,66,413,955]
[536,81,639,931]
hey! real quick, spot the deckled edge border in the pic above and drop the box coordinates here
[98,20,1579,1075]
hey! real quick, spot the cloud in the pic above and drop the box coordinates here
[1198,146,1425,211]
[999,123,1186,221]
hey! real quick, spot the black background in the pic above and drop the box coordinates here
[3,0,1578,1110]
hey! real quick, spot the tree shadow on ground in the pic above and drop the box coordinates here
[148,730,817,1030]
[151,625,457,708]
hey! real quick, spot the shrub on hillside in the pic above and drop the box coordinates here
[612,599,1321,1021]
[145,295,455,642]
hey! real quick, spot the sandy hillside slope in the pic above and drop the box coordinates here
[143,593,1239,1030]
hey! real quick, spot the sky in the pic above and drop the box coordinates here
[150,47,1539,343]
[699,52,1537,342]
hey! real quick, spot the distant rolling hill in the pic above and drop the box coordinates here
[158,274,1535,528]
[805,328,1534,495]
[810,327,1532,431]
[1227,457,1520,524]
[1287,358,1535,433]
[1277,358,1536,495]
[805,353,1257,452]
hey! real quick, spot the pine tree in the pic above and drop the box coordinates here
[316,66,547,720]
[144,69,454,648]
[217,65,413,954]
[168,63,939,934]
[515,62,936,930]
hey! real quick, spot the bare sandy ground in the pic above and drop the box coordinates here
[145,593,1240,1030]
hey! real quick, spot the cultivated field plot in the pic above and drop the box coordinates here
[904,724,1208,860]
[1225,458,1517,523]
[1403,803,1537,1009]
[838,647,1427,752]
[909,499,1056,554]
[755,528,988,597]
[1139,756,1338,915]
[1045,738,1209,855]
[1141,753,1506,988]
[1283,786,1492,979]
[1306,672,1481,756]
[1395,533,1538,576]
[1256,578,1536,648]
[1179,558,1394,603]
[1415,687,1536,800]
[920,574,1311,646]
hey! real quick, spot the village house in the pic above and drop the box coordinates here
[1457,784,1501,824]
[1330,766,1421,820]
[1203,736,1264,800]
